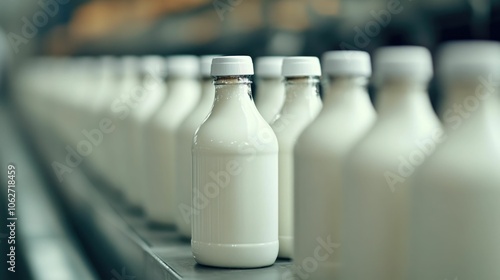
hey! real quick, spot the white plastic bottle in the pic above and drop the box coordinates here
[340,46,442,280]
[293,51,375,279]
[272,56,323,259]
[88,56,120,182]
[145,55,200,224]
[175,55,219,238]
[254,56,286,123]
[409,41,500,280]
[127,56,167,209]
[108,56,141,196]
[93,57,124,188]
[192,56,279,268]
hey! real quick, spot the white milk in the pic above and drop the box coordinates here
[175,55,219,238]
[192,56,279,268]
[144,55,200,224]
[409,41,500,279]
[272,56,323,259]
[254,57,285,123]
[294,51,376,279]
[340,46,442,280]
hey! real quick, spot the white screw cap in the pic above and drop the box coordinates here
[322,51,371,77]
[200,55,222,77]
[282,56,321,77]
[438,41,500,79]
[256,56,285,78]
[211,56,254,76]
[373,46,433,85]
[166,55,199,77]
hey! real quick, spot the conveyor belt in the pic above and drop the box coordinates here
[7,107,295,279]
[0,103,99,280]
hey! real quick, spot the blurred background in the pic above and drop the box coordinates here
[1,0,500,102]
[0,0,499,279]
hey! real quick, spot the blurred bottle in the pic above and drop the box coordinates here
[340,46,441,280]
[175,55,219,238]
[145,55,200,225]
[192,56,278,268]
[293,51,375,279]
[126,56,168,209]
[409,41,500,279]
[272,57,322,259]
[87,56,120,182]
[254,57,285,123]
[75,57,108,178]
[106,56,139,194]
[117,56,166,209]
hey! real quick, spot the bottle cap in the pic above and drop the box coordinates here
[121,56,139,75]
[438,41,500,80]
[122,55,138,66]
[373,46,433,85]
[211,56,254,76]
[166,55,199,77]
[322,51,371,77]
[200,55,222,77]
[282,56,321,77]
[141,55,167,77]
[256,56,285,78]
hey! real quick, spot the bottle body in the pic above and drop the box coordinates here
[88,59,118,180]
[294,77,376,279]
[409,81,500,279]
[272,77,322,259]
[106,63,135,193]
[144,78,200,224]
[192,77,279,268]
[175,78,215,237]
[128,73,167,208]
[119,69,148,207]
[341,81,441,280]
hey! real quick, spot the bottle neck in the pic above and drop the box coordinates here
[141,72,164,92]
[213,76,253,104]
[442,77,500,130]
[323,76,369,106]
[375,79,430,118]
[167,76,198,98]
[282,76,320,109]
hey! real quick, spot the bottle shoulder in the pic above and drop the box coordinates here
[178,109,211,141]
[295,111,375,157]
[194,117,278,153]
[271,104,321,142]
[131,91,165,120]
[414,141,500,193]
[153,99,198,129]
